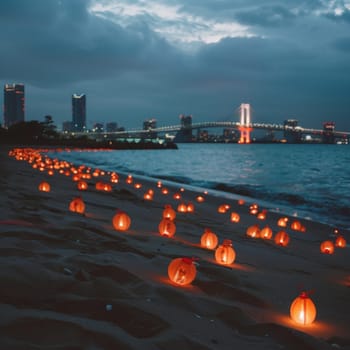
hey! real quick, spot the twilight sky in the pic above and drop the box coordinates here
[1,0,350,131]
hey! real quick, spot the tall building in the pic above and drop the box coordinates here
[3,83,25,128]
[72,94,86,131]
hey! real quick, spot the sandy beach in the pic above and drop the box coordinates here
[0,146,349,350]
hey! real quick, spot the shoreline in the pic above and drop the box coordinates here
[1,146,349,349]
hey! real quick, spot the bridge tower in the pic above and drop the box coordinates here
[238,103,252,144]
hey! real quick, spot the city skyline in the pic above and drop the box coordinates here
[1,1,350,131]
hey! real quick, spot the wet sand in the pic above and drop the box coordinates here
[0,146,349,350]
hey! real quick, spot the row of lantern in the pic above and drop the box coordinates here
[167,255,317,326]
[8,148,345,327]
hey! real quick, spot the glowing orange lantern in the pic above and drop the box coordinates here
[102,183,112,192]
[162,205,176,221]
[260,226,273,240]
[249,203,259,215]
[246,225,260,238]
[173,193,181,200]
[77,180,88,191]
[277,217,289,227]
[158,218,176,238]
[320,240,334,254]
[218,204,230,214]
[112,210,131,231]
[134,183,142,189]
[291,220,302,231]
[69,197,85,214]
[168,257,197,286]
[200,228,218,250]
[126,175,133,184]
[230,212,240,223]
[186,202,195,213]
[257,210,267,220]
[38,181,50,192]
[238,199,245,205]
[274,231,290,246]
[177,203,187,213]
[196,195,205,203]
[335,235,346,248]
[290,291,317,325]
[215,239,236,265]
[161,188,169,195]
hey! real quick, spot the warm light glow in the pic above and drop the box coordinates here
[168,257,197,286]
[290,292,317,325]
[200,228,218,250]
[215,239,236,265]
[112,211,131,231]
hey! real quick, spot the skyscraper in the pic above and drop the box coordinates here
[3,83,25,128]
[72,94,86,132]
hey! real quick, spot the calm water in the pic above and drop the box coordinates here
[55,144,350,230]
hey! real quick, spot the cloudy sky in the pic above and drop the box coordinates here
[1,0,350,131]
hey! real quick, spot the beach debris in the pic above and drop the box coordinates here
[112,210,131,231]
[215,239,236,265]
[290,291,317,325]
[200,228,218,250]
[168,257,197,286]
[63,267,73,276]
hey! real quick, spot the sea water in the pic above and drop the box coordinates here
[55,144,350,230]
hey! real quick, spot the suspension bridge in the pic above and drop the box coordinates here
[69,104,350,144]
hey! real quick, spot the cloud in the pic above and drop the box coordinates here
[0,0,350,132]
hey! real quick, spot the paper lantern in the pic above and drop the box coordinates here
[168,257,197,286]
[102,183,112,192]
[177,203,187,213]
[215,239,236,265]
[173,193,181,200]
[158,218,176,238]
[274,231,290,246]
[320,240,334,254]
[246,225,260,238]
[162,205,176,221]
[69,197,85,214]
[290,291,316,325]
[126,175,133,184]
[230,212,240,223]
[186,202,195,213]
[291,220,302,231]
[335,235,346,248]
[38,181,50,192]
[218,204,230,213]
[238,199,245,205]
[260,226,273,240]
[257,210,267,220]
[200,228,218,250]
[249,203,259,215]
[77,180,88,191]
[196,195,205,203]
[277,217,289,227]
[112,210,131,231]
[161,188,169,195]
